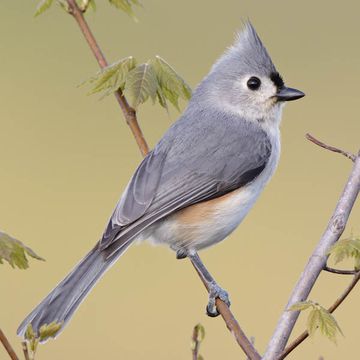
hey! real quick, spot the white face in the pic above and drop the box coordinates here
[221,74,284,126]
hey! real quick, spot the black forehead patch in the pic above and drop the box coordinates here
[270,72,284,89]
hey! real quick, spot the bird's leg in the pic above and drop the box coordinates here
[188,251,231,317]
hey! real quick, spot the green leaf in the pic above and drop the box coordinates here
[85,56,137,97]
[151,56,192,111]
[125,63,158,108]
[25,324,35,341]
[34,0,54,17]
[329,235,360,266]
[288,301,314,312]
[88,0,96,11]
[57,0,71,13]
[25,324,39,354]
[156,87,168,110]
[194,323,205,343]
[108,0,141,21]
[307,306,343,343]
[39,322,63,341]
[0,231,44,269]
[289,300,343,343]
[24,322,62,359]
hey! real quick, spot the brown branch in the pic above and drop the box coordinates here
[22,342,30,360]
[191,262,261,360]
[65,0,149,157]
[306,133,356,162]
[278,271,360,359]
[324,266,358,275]
[0,329,20,360]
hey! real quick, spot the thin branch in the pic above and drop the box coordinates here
[22,342,30,360]
[324,266,358,275]
[0,328,20,360]
[306,133,356,162]
[263,150,360,360]
[191,262,261,360]
[278,271,360,359]
[65,0,149,157]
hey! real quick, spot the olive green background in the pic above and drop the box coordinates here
[1,1,360,359]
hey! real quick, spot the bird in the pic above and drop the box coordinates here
[17,21,304,339]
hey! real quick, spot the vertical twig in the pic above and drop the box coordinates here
[66,0,149,157]
[263,137,360,360]
[22,342,30,360]
[191,325,200,360]
[0,329,20,360]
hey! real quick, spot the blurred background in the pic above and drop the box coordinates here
[1,1,360,359]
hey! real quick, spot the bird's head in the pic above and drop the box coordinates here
[194,22,305,124]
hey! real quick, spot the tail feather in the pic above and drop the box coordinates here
[17,241,132,338]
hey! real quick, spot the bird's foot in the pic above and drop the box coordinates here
[206,282,231,317]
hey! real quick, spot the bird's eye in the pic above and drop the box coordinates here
[247,77,261,90]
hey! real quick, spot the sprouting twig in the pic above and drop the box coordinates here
[306,133,356,162]
[191,325,201,360]
[65,0,149,157]
[263,140,360,360]
[0,328,20,360]
[191,263,261,360]
[278,271,360,359]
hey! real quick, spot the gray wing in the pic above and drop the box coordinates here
[100,107,272,256]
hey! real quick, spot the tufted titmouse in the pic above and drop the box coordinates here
[18,22,304,338]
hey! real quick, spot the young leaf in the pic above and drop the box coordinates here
[88,0,96,11]
[108,0,141,21]
[288,300,314,312]
[76,0,96,12]
[125,63,158,108]
[307,306,343,343]
[86,56,137,97]
[34,0,54,17]
[156,87,168,110]
[57,0,71,13]
[39,322,63,341]
[151,56,192,110]
[329,235,360,266]
[319,307,343,342]
[194,323,205,343]
[0,231,44,269]
[25,324,39,355]
[307,306,321,338]
[289,300,343,342]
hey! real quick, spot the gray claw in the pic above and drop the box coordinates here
[206,282,231,317]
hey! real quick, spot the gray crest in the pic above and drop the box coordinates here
[209,21,277,80]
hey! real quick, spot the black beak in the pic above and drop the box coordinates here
[276,87,305,102]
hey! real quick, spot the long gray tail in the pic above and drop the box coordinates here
[17,241,132,338]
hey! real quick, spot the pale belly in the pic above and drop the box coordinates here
[143,179,267,252]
